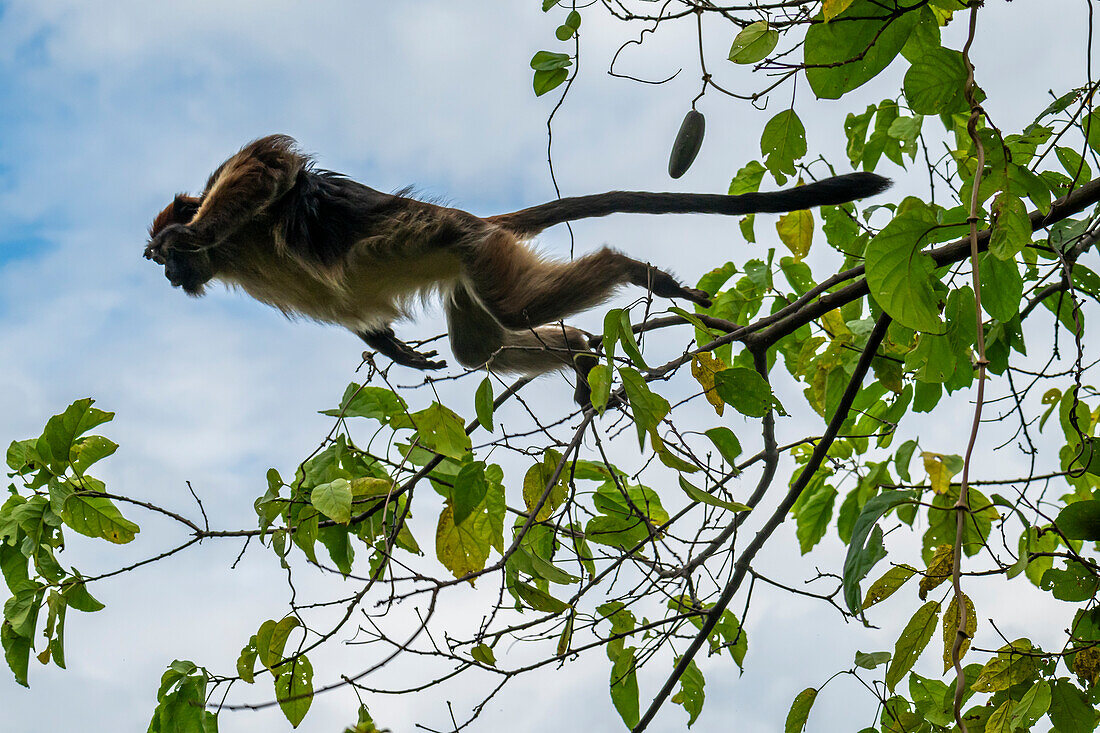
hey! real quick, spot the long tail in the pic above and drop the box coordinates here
[487,172,891,237]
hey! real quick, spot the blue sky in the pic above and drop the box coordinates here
[0,2,1091,731]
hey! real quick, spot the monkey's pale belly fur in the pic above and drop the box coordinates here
[220,248,465,332]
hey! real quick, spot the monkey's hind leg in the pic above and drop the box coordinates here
[446,286,598,406]
[466,231,711,331]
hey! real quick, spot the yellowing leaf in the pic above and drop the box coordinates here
[776,208,814,261]
[691,353,726,416]
[885,601,940,691]
[435,505,491,581]
[863,564,917,609]
[823,0,856,21]
[922,451,961,494]
[942,591,976,672]
[919,544,954,599]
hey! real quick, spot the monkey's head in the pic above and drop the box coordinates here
[145,194,214,296]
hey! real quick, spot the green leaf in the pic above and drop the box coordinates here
[843,490,918,614]
[471,643,496,666]
[988,193,1031,260]
[1041,561,1100,602]
[61,580,104,613]
[405,403,471,460]
[533,68,568,96]
[678,476,750,513]
[61,494,139,544]
[903,48,969,114]
[617,310,648,370]
[610,647,640,729]
[310,479,352,524]
[804,0,917,99]
[321,384,406,423]
[704,427,742,465]
[760,110,806,183]
[1,621,31,687]
[865,200,946,334]
[275,654,313,728]
[436,505,491,580]
[588,364,613,414]
[1048,679,1092,733]
[785,687,818,733]
[854,650,891,669]
[972,641,1037,692]
[729,160,766,196]
[618,367,670,449]
[1010,680,1051,729]
[1056,499,1100,540]
[728,21,779,64]
[979,253,1023,322]
[37,399,114,471]
[236,639,258,683]
[885,601,940,691]
[474,378,494,432]
[795,485,837,554]
[713,367,780,418]
[69,436,118,474]
[513,581,569,613]
[452,462,489,526]
[256,616,300,669]
[530,50,572,70]
[671,657,705,727]
[863,564,917,609]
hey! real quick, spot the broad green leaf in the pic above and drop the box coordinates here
[985,700,1015,733]
[530,50,572,70]
[310,479,352,524]
[795,485,836,554]
[256,616,300,669]
[36,399,114,471]
[704,427,742,465]
[805,0,917,99]
[1048,679,1092,733]
[979,253,1023,322]
[69,436,118,474]
[729,21,778,64]
[903,48,969,114]
[729,160,766,195]
[452,462,489,526]
[843,490,918,614]
[471,643,496,667]
[713,367,780,418]
[61,580,104,613]
[1056,499,1100,540]
[865,201,946,334]
[670,657,705,726]
[988,193,1031,260]
[854,650,891,669]
[823,0,855,21]
[474,378,494,432]
[785,687,818,733]
[1041,560,1100,602]
[610,647,640,728]
[1010,680,1051,729]
[885,600,940,691]
[275,654,313,728]
[1,620,31,687]
[761,110,806,183]
[61,494,139,544]
[522,451,568,522]
[436,505,491,580]
[405,403,471,460]
[321,385,406,423]
[533,68,568,96]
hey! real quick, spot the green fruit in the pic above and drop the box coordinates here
[668,109,705,179]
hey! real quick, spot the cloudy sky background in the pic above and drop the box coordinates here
[0,1,1093,731]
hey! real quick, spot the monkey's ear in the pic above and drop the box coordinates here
[172,194,201,222]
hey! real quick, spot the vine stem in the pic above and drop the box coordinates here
[951,4,988,731]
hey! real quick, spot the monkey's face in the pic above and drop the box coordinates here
[145,194,213,295]
[162,248,214,295]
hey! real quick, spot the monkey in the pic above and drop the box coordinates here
[145,135,890,406]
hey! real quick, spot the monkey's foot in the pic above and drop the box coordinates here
[363,349,447,371]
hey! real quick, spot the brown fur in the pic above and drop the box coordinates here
[146,135,890,405]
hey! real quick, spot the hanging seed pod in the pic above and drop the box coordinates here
[668,109,705,179]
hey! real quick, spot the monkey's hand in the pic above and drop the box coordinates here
[143,224,208,264]
[360,328,448,370]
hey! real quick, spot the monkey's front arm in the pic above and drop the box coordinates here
[358,328,447,370]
